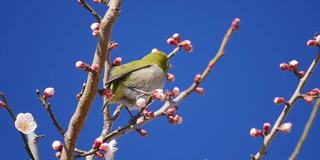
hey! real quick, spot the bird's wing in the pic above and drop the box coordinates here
[106,60,152,85]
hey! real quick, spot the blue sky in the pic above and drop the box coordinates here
[0,0,320,159]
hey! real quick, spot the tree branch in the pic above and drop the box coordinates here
[79,0,102,23]
[79,22,238,157]
[60,0,121,159]
[289,99,320,160]
[252,49,320,160]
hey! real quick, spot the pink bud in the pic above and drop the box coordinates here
[289,60,299,68]
[316,35,320,43]
[151,48,159,52]
[110,42,119,49]
[92,29,99,37]
[93,0,102,3]
[75,61,89,70]
[76,0,82,4]
[95,152,104,158]
[52,140,63,151]
[166,73,175,82]
[195,87,205,95]
[176,115,183,124]
[138,129,148,137]
[152,89,166,101]
[263,123,271,135]
[279,63,289,71]
[231,18,241,32]
[172,87,180,97]
[194,74,202,83]
[167,38,178,46]
[166,107,176,116]
[55,152,61,159]
[307,39,318,46]
[112,57,122,66]
[279,122,292,133]
[91,64,100,73]
[43,87,55,99]
[90,23,100,31]
[136,98,146,108]
[299,70,305,77]
[100,88,113,98]
[183,44,193,52]
[304,95,314,103]
[274,97,286,105]
[93,137,103,149]
[250,128,262,138]
[172,33,180,42]
[309,88,320,96]
[169,115,183,125]
[0,101,6,107]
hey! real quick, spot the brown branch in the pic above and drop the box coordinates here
[61,0,121,160]
[79,23,237,157]
[289,99,320,160]
[79,0,102,23]
[36,89,65,137]
[0,92,36,160]
[252,49,320,160]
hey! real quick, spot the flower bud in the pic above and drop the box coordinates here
[136,98,146,108]
[307,39,318,46]
[299,71,305,77]
[304,95,314,103]
[77,0,82,4]
[231,18,240,32]
[91,64,100,73]
[167,38,178,46]
[110,42,119,49]
[90,23,100,31]
[279,122,292,133]
[55,152,61,159]
[194,74,202,83]
[289,60,299,69]
[92,30,99,37]
[93,0,102,3]
[309,88,320,96]
[112,57,122,66]
[195,87,205,95]
[250,128,262,138]
[151,48,159,52]
[166,73,175,82]
[274,97,286,105]
[43,87,55,99]
[263,122,271,135]
[152,89,166,101]
[279,63,289,71]
[172,33,180,43]
[166,107,176,116]
[52,140,63,151]
[93,137,103,149]
[0,101,6,107]
[75,61,89,70]
[172,87,180,97]
[138,129,148,137]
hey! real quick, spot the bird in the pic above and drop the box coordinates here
[103,50,170,111]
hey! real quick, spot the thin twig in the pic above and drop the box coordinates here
[252,49,320,160]
[0,92,36,160]
[61,0,121,159]
[79,22,237,157]
[79,0,102,22]
[289,99,320,160]
[36,89,65,137]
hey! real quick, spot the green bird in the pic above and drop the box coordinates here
[104,50,170,110]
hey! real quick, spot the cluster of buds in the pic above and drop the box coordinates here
[93,0,102,3]
[52,140,63,158]
[112,57,122,66]
[109,41,119,50]
[136,128,148,137]
[75,61,100,73]
[92,138,118,159]
[167,33,193,52]
[166,73,175,82]
[43,87,55,100]
[152,89,166,101]
[250,122,271,138]
[136,98,146,109]
[279,60,305,78]
[90,22,100,37]
[306,34,320,47]
[165,107,183,125]
[303,88,320,103]
[231,18,241,32]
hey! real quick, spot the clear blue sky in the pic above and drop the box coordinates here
[0,0,320,159]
